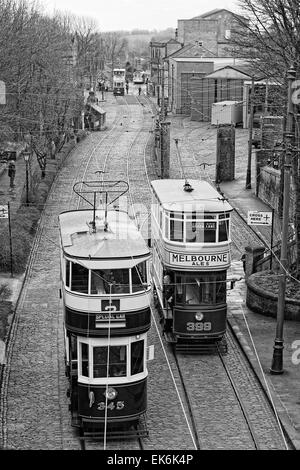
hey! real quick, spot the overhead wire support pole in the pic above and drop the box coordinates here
[246,77,255,189]
[270,65,296,375]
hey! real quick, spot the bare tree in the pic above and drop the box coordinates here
[233,0,300,277]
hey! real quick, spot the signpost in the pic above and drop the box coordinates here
[247,210,273,226]
[247,209,275,269]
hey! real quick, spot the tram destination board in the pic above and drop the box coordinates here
[247,210,272,226]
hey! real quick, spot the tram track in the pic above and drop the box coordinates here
[0,89,290,451]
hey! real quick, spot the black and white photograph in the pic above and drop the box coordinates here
[0,0,299,456]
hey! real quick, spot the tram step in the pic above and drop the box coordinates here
[176,339,228,355]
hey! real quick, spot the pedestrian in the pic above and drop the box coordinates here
[8,160,16,188]
[138,86,141,96]
[241,253,246,273]
[125,83,129,94]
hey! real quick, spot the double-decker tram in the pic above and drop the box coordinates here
[133,70,144,84]
[113,68,126,96]
[58,181,153,439]
[151,179,233,353]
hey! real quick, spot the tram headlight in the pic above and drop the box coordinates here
[195,312,204,321]
[103,387,118,400]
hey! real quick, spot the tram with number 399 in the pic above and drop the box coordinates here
[151,179,233,353]
[59,181,153,439]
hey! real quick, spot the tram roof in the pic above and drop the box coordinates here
[151,179,233,212]
[58,209,150,260]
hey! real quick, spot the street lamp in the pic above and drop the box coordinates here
[23,151,30,205]
[270,65,296,375]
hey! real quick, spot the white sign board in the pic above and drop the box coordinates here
[247,211,272,226]
[0,205,8,219]
[0,81,6,105]
[169,251,230,268]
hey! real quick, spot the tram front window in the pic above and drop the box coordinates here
[185,215,216,243]
[93,345,127,378]
[176,274,214,305]
[91,269,130,294]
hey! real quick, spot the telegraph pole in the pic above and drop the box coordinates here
[246,77,255,189]
[270,66,296,374]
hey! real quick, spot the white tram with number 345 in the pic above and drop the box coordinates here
[59,180,153,439]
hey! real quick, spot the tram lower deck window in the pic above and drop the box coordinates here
[131,340,144,375]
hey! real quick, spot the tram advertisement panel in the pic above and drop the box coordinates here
[168,250,230,269]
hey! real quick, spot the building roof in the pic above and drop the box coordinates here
[88,103,106,114]
[167,42,217,60]
[192,9,246,20]
[170,57,248,71]
[204,65,252,80]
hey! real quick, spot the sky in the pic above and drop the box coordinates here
[43,0,241,32]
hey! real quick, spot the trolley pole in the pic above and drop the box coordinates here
[270,66,296,374]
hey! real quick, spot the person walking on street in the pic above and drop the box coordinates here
[8,160,16,189]
[138,86,141,96]
[126,83,129,94]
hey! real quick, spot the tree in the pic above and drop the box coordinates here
[233,0,300,277]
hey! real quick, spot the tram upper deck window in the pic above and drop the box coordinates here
[185,213,217,243]
[132,261,147,293]
[93,345,127,378]
[170,212,184,242]
[131,340,144,375]
[91,269,129,294]
[71,263,88,293]
[218,213,230,242]
[65,260,70,288]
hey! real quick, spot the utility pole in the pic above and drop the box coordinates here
[246,77,255,189]
[270,65,296,375]
[161,65,165,120]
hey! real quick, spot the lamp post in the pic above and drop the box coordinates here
[23,151,30,205]
[270,65,296,374]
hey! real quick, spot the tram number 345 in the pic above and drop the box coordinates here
[97,401,125,411]
[186,322,212,332]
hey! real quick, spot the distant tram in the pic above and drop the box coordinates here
[151,179,233,353]
[113,68,126,96]
[59,181,153,439]
[133,70,144,84]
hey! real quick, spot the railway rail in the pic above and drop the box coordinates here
[0,88,292,450]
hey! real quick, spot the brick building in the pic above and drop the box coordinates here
[177,8,245,57]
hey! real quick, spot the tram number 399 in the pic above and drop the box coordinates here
[186,322,212,332]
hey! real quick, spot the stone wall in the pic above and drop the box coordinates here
[246,273,300,321]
